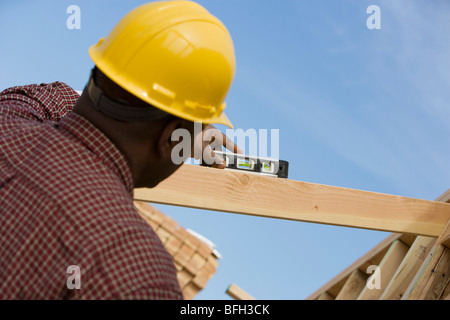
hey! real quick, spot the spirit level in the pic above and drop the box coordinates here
[203,151,289,178]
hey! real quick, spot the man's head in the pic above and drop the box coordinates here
[74,67,195,188]
[74,1,236,188]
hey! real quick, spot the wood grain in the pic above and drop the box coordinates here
[380,236,436,300]
[134,165,450,236]
[402,245,450,300]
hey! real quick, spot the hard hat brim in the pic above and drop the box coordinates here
[215,111,233,129]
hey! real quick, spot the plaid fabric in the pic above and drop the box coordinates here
[0,82,182,300]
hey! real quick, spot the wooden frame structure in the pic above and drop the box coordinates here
[134,201,220,300]
[306,190,450,300]
[134,164,450,300]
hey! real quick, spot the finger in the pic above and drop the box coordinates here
[201,125,243,158]
[211,149,226,168]
[203,146,225,168]
[222,132,244,154]
[203,129,224,152]
[211,159,226,169]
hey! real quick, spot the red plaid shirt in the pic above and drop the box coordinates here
[0,82,182,299]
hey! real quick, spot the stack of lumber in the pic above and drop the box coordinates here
[134,201,219,300]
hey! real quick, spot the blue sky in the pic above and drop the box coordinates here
[1,0,449,300]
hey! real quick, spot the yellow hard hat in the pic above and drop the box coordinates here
[89,0,235,128]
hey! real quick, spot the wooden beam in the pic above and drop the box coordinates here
[334,269,367,300]
[402,244,450,300]
[134,165,450,237]
[401,190,450,300]
[437,218,450,249]
[380,236,436,300]
[436,190,450,247]
[226,283,255,300]
[436,189,450,202]
[357,240,409,300]
[305,233,403,300]
[317,292,334,300]
[307,189,450,300]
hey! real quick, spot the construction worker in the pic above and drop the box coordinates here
[0,1,239,299]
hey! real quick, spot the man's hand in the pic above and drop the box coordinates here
[191,124,243,169]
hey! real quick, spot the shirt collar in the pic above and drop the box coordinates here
[56,112,134,195]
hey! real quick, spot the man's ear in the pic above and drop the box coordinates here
[156,117,187,160]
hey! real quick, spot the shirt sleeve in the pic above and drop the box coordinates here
[0,81,80,123]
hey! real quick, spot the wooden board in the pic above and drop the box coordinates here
[402,245,450,300]
[401,190,450,300]
[357,240,409,300]
[436,189,450,202]
[380,236,436,300]
[437,218,450,249]
[306,233,403,300]
[334,269,367,300]
[226,283,255,300]
[436,190,450,248]
[307,189,450,300]
[134,165,450,237]
[317,292,334,300]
